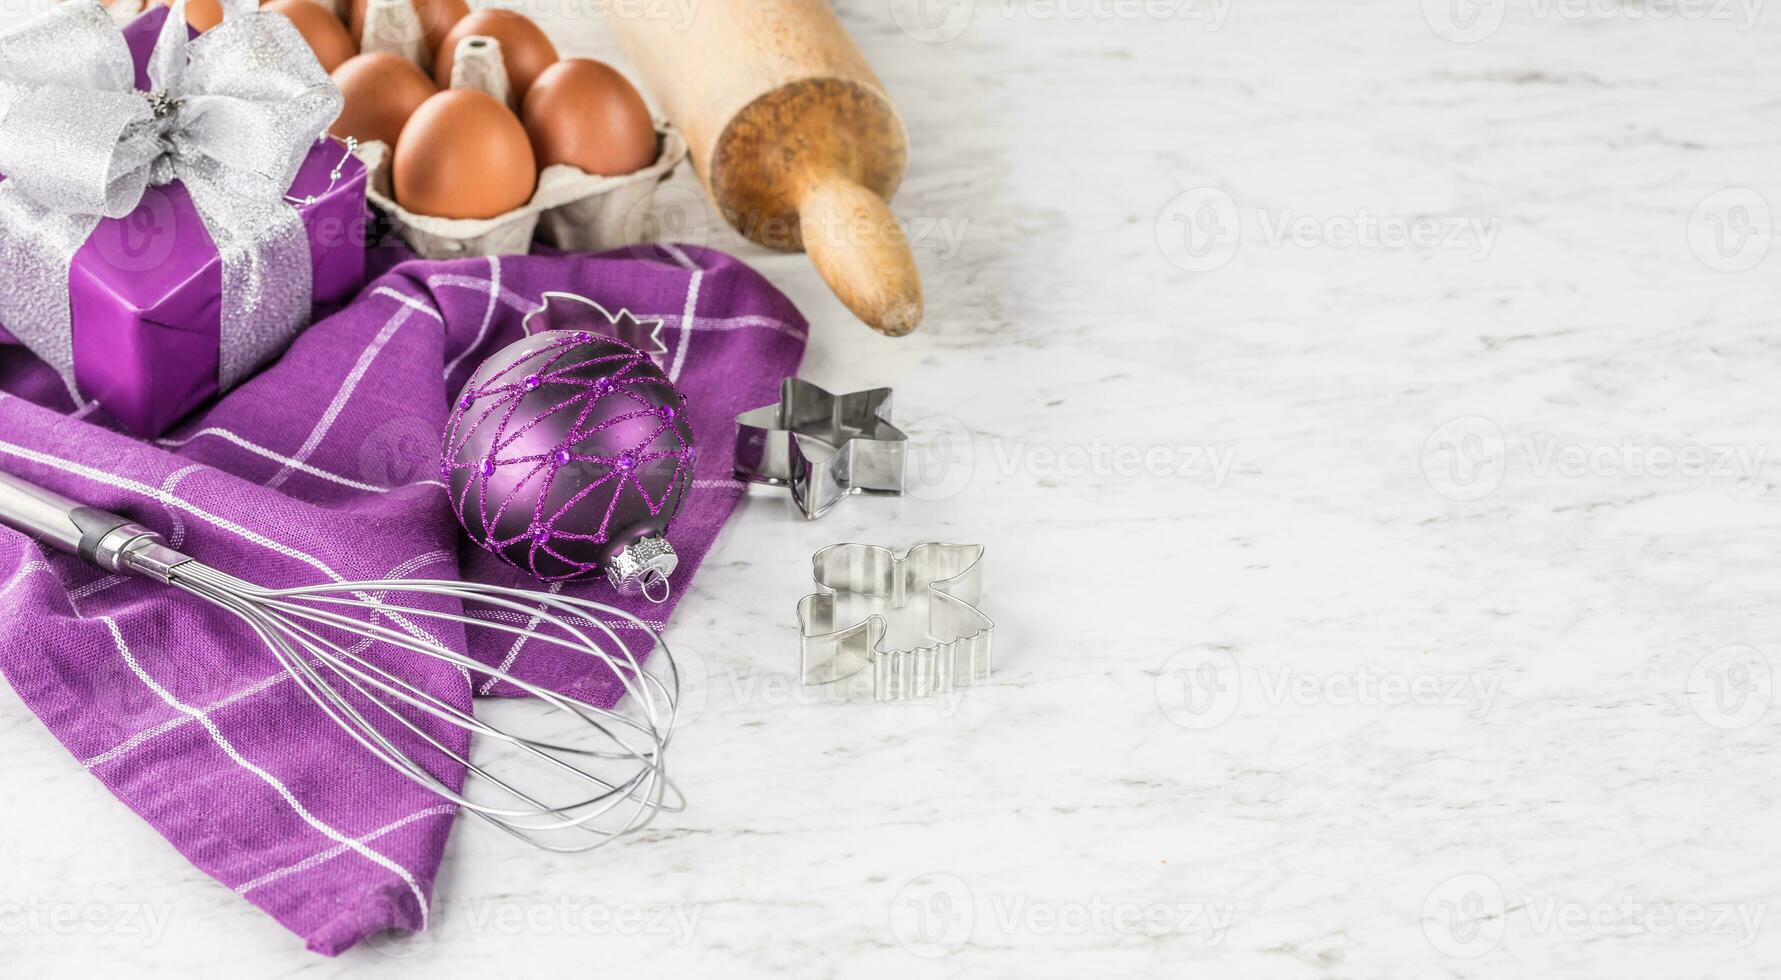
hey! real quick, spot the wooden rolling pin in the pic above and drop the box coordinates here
[606,1,923,336]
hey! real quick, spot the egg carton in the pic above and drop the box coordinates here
[353,124,687,259]
[347,0,688,259]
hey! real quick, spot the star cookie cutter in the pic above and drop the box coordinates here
[798,542,994,702]
[734,379,907,519]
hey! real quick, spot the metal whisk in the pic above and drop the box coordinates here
[0,467,681,853]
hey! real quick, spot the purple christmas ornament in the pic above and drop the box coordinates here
[445,329,696,598]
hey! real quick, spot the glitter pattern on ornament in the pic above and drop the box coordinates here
[445,329,696,585]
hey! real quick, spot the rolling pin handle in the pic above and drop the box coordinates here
[797,176,925,337]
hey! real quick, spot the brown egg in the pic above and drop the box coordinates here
[160,0,223,31]
[263,0,357,73]
[521,59,658,177]
[348,0,467,56]
[330,52,437,149]
[433,10,557,100]
[394,89,536,220]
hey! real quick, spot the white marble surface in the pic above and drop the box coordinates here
[4,0,1780,976]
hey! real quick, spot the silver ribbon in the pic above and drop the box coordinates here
[0,0,342,400]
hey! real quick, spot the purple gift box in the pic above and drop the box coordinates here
[0,5,367,438]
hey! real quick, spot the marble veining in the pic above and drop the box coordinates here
[1,0,1777,976]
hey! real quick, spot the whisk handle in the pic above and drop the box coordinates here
[0,468,170,573]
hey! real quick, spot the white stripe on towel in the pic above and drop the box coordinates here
[266,306,416,490]
[78,550,456,768]
[439,257,505,380]
[158,428,391,493]
[235,804,456,897]
[669,267,702,384]
[373,286,445,322]
[100,616,430,928]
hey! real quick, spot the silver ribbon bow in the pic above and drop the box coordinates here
[0,0,342,400]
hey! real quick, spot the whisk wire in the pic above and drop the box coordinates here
[0,468,687,853]
[167,559,684,852]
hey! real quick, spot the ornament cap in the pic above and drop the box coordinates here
[606,536,678,603]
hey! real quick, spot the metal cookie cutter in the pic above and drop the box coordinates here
[734,379,907,519]
[522,292,668,360]
[797,542,993,702]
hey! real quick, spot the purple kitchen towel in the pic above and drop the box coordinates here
[0,244,807,954]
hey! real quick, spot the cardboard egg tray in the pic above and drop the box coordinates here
[133,0,685,258]
[353,125,687,259]
[349,0,687,258]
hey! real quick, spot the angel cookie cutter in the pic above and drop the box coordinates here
[797,542,994,702]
